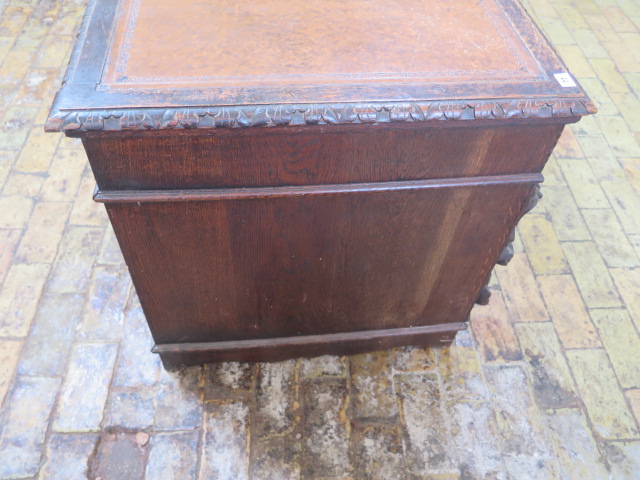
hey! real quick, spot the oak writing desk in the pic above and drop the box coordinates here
[47,0,595,367]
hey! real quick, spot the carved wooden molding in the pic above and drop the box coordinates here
[496,184,543,267]
[475,183,543,306]
[94,174,543,204]
[45,98,596,132]
[497,243,515,266]
[475,286,492,306]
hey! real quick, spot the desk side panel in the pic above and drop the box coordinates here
[105,181,533,345]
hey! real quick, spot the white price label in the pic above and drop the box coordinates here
[554,73,577,88]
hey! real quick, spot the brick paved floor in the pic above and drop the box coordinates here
[1,0,640,478]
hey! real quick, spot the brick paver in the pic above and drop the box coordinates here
[1,0,640,478]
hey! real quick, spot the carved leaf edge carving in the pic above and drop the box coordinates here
[45,98,597,132]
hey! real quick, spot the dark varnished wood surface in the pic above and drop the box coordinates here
[86,122,551,363]
[83,123,563,190]
[106,180,534,345]
[93,174,543,203]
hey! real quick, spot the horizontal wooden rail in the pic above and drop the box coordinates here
[153,322,467,355]
[95,173,543,203]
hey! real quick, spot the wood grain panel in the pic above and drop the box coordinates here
[84,124,562,190]
[107,181,533,345]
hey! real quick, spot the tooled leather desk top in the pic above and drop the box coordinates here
[46,0,595,132]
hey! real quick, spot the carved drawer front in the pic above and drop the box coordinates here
[82,124,563,191]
